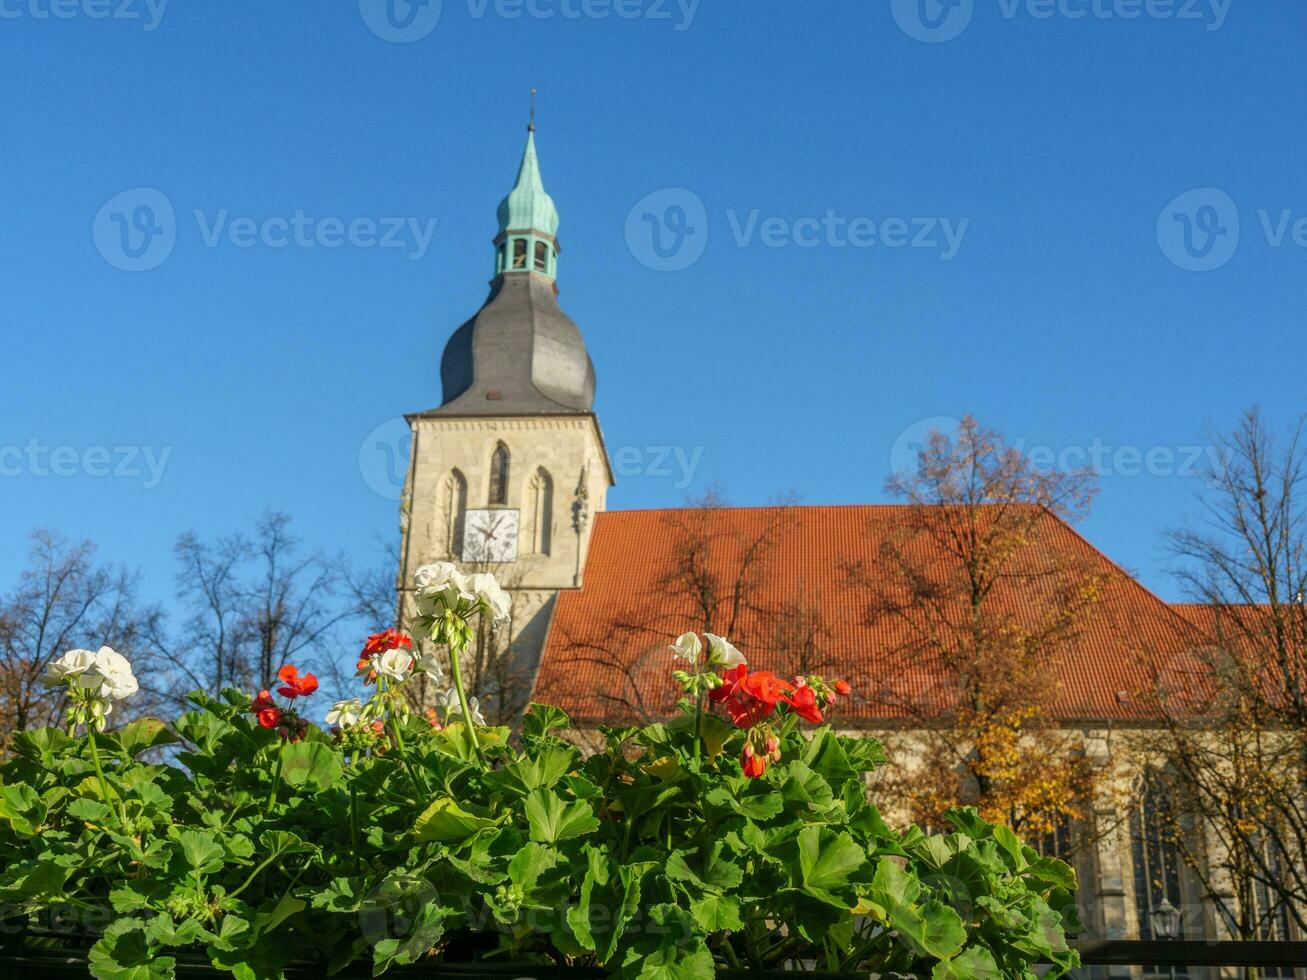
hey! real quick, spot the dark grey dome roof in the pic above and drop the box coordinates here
[433,275,596,415]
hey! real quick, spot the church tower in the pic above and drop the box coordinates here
[398,125,613,708]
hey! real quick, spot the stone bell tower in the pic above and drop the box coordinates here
[398,123,613,706]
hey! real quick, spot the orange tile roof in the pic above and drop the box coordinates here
[532,505,1206,725]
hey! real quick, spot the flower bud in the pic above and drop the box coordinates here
[742,742,754,759]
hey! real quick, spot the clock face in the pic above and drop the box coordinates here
[462,509,520,563]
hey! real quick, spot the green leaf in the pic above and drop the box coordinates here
[525,789,600,844]
[1025,855,1077,891]
[278,740,342,793]
[933,945,1003,980]
[0,783,46,835]
[796,826,865,898]
[666,842,743,894]
[490,743,578,795]
[869,858,966,960]
[67,797,114,825]
[522,702,571,740]
[175,829,225,874]
[258,829,316,859]
[689,893,743,932]
[414,797,500,844]
[88,919,176,980]
[109,717,179,758]
[780,760,835,811]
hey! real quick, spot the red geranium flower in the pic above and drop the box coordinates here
[251,689,276,713]
[276,664,319,699]
[741,746,767,778]
[257,707,282,729]
[784,683,824,725]
[834,679,851,696]
[362,629,412,658]
[710,666,792,729]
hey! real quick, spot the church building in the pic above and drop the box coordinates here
[397,127,1303,967]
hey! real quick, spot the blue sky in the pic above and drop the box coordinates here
[1,0,1303,609]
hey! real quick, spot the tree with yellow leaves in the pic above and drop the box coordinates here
[846,416,1105,849]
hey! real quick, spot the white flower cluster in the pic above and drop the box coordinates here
[413,562,512,623]
[326,698,363,727]
[670,631,746,669]
[43,646,139,726]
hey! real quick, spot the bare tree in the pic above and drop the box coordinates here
[0,530,156,744]
[846,415,1105,843]
[1152,407,1307,937]
[148,513,352,705]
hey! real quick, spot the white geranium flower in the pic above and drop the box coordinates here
[91,646,138,700]
[467,572,512,622]
[325,698,363,727]
[415,562,468,600]
[704,633,746,668]
[438,687,486,726]
[669,632,703,664]
[44,646,138,701]
[413,649,445,683]
[42,648,98,686]
[374,649,414,681]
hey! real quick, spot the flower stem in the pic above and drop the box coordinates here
[447,639,482,759]
[86,728,128,828]
[264,746,285,814]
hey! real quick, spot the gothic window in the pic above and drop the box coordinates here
[512,238,527,269]
[530,468,553,555]
[441,469,468,558]
[534,240,549,273]
[488,443,510,506]
[1130,772,1191,979]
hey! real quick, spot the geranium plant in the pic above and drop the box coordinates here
[0,566,1081,979]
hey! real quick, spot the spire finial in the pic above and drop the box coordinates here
[528,88,537,132]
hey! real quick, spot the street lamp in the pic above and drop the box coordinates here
[1150,897,1182,940]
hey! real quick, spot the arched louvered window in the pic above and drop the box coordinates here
[442,470,468,558]
[534,240,549,273]
[530,468,553,555]
[488,443,510,506]
[512,238,527,269]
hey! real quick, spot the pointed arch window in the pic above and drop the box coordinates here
[511,238,527,270]
[441,469,468,558]
[1130,772,1192,978]
[530,468,553,555]
[533,241,549,273]
[488,443,510,506]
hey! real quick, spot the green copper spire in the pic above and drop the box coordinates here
[493,123,561,281]
[496,129,560,239]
